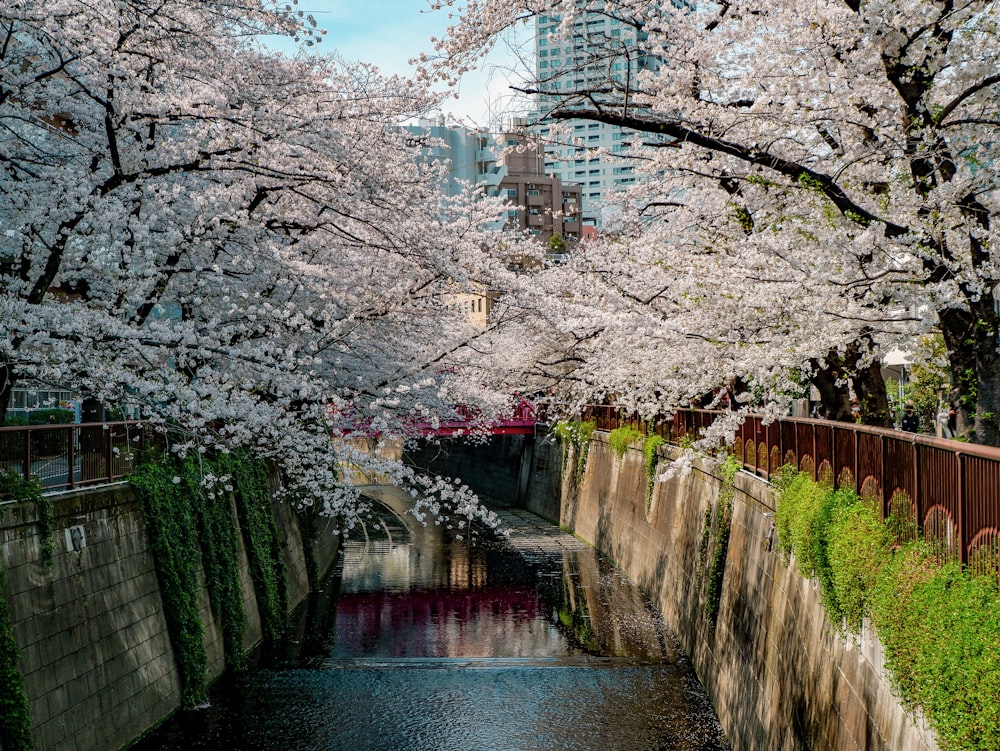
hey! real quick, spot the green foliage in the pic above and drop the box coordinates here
[887,333,951,425]
[775,471,1000,750]
[130,446,288,703]
[553,419,596,481]
[797,171,825,192]
[25,409,74,425]
[547,232,567,254]
[732,205,753,232]
[182,455,247,672]
[226,450,287,648]
[702,454,740,628]
[608,425,644,458]
[871,548,1000,751]
[643,434,664,511]
[0,471,51,565]
[0,567,34,751]
[773,468,827,574]
[824,496,892,630]
[130,457,208,708]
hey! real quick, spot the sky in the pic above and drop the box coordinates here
[295,0,533,128]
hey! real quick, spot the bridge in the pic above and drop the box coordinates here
[328,399,537,440]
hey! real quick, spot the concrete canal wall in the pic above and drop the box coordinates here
[0,482,338,751]
[523,433,939,751]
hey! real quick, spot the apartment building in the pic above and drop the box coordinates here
[497,123,584,247]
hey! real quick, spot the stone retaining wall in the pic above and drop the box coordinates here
[0,482,338,751]
[524,433,940,751]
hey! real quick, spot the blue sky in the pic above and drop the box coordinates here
[296,0,531,126]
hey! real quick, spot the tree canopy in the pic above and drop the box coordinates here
[0,0,531,527]
[431,0,1000,443]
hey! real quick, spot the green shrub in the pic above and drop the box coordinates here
[826,499,892,631]
[553,419,596,480]
[26,409,74,425]
[871,550,1000,750]
[773,468,827,574]
[608,425,644,458]
[775,471,1000,751]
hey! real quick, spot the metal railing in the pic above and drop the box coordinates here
[583,406,1000,574]
[0,421,147,495]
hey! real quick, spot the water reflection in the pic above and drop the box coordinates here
[132,487,727,751]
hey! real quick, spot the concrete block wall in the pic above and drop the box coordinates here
[525,434,940,751]
[0,480,339,751]
[404,434,534,504]
[0,486,180,751]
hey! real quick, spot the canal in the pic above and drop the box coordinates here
[132,487,728,750]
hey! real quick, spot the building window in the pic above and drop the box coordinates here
[527,189,541,196]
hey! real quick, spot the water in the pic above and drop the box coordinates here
[132,488,728,751]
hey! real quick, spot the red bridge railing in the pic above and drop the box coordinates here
[0,422,147,495]
[583,406,1000,573]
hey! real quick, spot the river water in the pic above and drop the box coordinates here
[132,487,728,751]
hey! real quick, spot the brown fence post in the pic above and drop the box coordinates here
[68,425,76,490]
[22,428,31,482]
[957,451,967,565]
[105,427,114,483]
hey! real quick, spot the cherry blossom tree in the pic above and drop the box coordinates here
[430,0,1000,443]
[0,0,525,527]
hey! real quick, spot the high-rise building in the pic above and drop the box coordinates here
[531,5,660,221]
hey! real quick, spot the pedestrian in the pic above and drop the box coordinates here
[937,404,953,438]
[901,402,920,433]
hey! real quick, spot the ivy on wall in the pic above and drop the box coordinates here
[554,419,596,482]
[130,458,208,709]
[0,471,52,565]
[701,456,739,629]
[219,450,287,648]
[130,447,288,706]
[182,455,246,673]
[773,469,1000,751]
[0,567,34,751]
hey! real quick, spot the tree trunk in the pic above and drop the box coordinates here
[852,358,893,428]
[939,306,1000,446]
[810,356,853,422]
